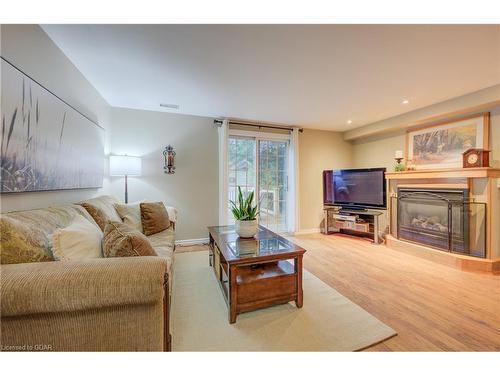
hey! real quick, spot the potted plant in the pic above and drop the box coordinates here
[230,186,259,238]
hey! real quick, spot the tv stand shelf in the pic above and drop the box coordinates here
[323,206,383,244]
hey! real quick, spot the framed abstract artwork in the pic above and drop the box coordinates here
[1,58,105,193]
[406,113,489,170]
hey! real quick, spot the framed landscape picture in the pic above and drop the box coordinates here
[1,58,105,193]
[406,113,489,170]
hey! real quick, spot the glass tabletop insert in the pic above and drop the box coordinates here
[227,237,293,257]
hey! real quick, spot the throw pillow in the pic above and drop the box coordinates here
[114,201,143,232]
[140,202,170,236]
[0,216,54,264]
[79,196,122,231]
[103,221,157,257]
[51,216,103,260]
[80,203,109,232]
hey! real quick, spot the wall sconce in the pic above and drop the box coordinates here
[163,145,176,174]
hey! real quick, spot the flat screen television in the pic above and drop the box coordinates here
[323,168,387,210]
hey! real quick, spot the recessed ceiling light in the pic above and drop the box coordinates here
[402,99,409,105]
[347,120,352,124]
[160,103,179,109]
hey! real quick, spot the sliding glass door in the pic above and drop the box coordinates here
[228,135,290,233]
[228,137,256,219]
[258,140,288,232]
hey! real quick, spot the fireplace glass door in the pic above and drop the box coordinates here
[396,188,486,258]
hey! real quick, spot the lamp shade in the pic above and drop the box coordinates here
[109,155,142,176]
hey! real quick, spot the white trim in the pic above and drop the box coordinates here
[293,228,321,235]
[289,128,300,233]
[175,238,209,246]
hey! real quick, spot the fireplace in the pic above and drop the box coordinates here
[396,188,485,258]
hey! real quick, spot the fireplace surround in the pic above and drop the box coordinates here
[385,167,500,273]
[396,187,486,258]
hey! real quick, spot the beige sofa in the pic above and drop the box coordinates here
[0,196,175,351]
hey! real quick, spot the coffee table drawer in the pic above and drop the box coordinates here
[236,261,296,305]
[237,275,296,305]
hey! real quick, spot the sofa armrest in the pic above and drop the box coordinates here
[1,257,168,317]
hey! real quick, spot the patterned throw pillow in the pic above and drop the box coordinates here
[103,221,157,257]
[79,196,122,231]
[0,217,53,264]
[140,202,170,236]
[80,204,108,232]
[114,201,143,232]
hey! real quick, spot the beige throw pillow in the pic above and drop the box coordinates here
[103,221,157,257]
[140,202,170,236]
[51,216,103,260]
[114,201,143,232]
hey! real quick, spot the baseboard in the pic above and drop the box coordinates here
[175,238,209,246]
[293,228,321,235]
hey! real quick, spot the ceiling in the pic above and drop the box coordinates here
[42,25,500,131]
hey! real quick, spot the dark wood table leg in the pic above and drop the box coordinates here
[229,265,238,324]
[208,233,214,266]
[295,255,303,308]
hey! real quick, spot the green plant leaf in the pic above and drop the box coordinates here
[231,186,259,221]
[238,186,244,210]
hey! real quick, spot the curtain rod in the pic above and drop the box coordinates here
[213,119,303,133]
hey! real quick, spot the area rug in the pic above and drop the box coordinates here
[171,251,396,351]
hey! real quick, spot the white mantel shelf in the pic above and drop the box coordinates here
[385,167,500,180]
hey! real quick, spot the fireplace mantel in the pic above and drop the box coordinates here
[385,167,500,180]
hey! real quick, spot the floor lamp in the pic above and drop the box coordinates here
[109,155,142,203]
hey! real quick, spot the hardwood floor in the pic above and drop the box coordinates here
[179,233,500,351]
[288,233,500,351]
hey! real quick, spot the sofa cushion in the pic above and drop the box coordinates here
[51,216,103,260]
[140,202,170,236]
[165,206,178,223]
[103,221,157,258]
[114,201,143,232]
[80,195,122,231]
[0,205,97,265]
[147,227,175,291]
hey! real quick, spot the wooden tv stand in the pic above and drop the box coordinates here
[323,206,383,244]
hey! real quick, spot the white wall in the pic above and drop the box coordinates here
[108,107,218,241]
[0,24,111,212]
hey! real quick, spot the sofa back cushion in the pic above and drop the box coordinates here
[79,195,122,231]
[0,205,97,265]
[114,201,143,232]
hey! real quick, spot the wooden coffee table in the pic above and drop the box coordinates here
[207,225,306,324]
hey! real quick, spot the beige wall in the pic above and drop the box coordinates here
[108,107,218,241]
[298,129,353,231]
[0,24,111,212]
[352,97,500,257]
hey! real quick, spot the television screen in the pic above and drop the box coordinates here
[323,168,386,209]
